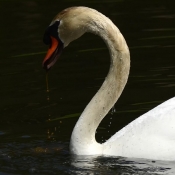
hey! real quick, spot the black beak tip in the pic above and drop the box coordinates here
[42,61,50,71]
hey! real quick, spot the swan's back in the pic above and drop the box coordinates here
[104,97,175,160]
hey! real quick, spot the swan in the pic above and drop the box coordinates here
[42,6,175,161]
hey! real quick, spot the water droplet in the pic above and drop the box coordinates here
[46,72,49,92]
[110,106,116,115]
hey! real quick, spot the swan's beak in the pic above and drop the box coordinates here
[42,36,63,70]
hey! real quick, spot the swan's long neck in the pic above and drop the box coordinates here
[70,9,130,155]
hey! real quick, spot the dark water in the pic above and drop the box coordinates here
[0,0,175,174]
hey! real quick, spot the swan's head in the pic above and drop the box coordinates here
[42,7,87,70]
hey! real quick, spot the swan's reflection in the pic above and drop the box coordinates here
[70,155,175,175]
[70,155,119,175]
[71,154,99,169]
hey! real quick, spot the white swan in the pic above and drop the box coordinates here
[42,7,175,161]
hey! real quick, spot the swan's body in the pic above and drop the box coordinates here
[43,7,175,161]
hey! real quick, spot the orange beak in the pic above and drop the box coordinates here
[42,35,64,70]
